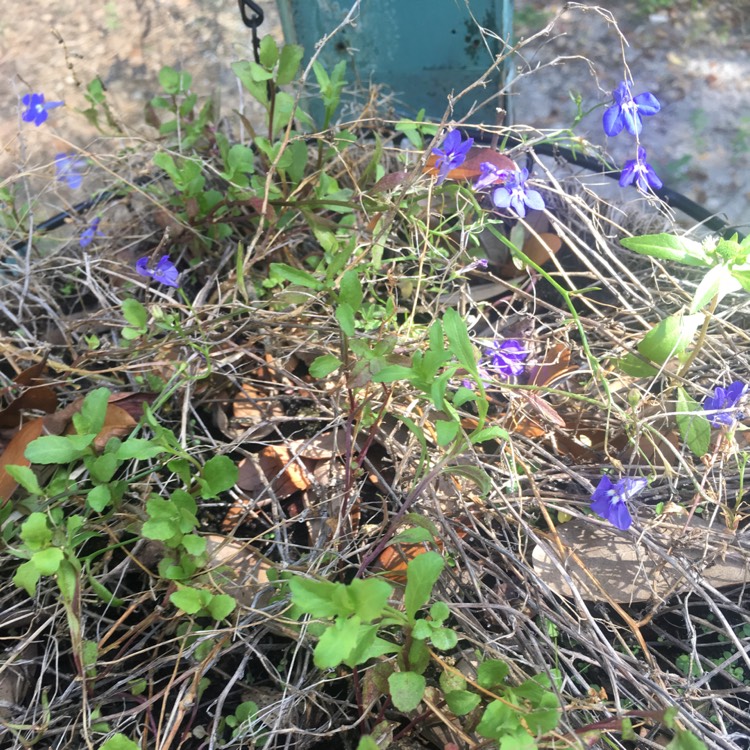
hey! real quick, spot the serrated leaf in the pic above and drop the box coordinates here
[404,551,444,623]
[620,233,710,267]
[676,388,711,458]
[288,576,340,617]
[388,671,425,712]
[20,512,52,547]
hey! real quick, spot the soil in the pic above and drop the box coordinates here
[1,1,748,232]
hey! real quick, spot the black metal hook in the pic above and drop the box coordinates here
[238,0,264,29]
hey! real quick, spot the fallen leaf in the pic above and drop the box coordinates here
[0,361,58,428]
[0,418,44,505]
[203,534,273,607]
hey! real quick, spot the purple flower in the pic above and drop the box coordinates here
[21,93,64,127]
[473,162,510,191]
[136,255,180,288]
[55,152,88,189]
[490,168,545,218]
[485,339,527,378]
[590,475,646,531]
[432,129,474,185]
[79,217,104,248]
[702,381,748,428]
[619,146,663,193]
[602,81,661,138]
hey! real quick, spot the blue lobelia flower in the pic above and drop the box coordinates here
[702,381,748,428]
[485,339,527,378]
[21,93,64,127]
[55,152,88,190]
[473,162,510,191]
[619,146,662,193]
[432,129,474,185]
[79,217,104,248]
[590,475,646,531]
[136,255,180,288]
[602,81,661,138]
[490,168,545,218]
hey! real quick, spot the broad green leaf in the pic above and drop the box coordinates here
[404,551,444,623]
[288,576,340,617]
[391,527,433,545]
[347,578,392,622]
[676,387,711,458]
[25,434,95,464]
[430,627,458,650]
[343,622,379,667]
[31,547,64,575]
[207,594,236,621]
[477,659,510,688]
[115,439,165,460]
[89,452,119,483]
[388,671,425,712]
[99,734,141,750]
[170,587,206,614]
[435,419,460,446]
[339,269,363,310]
[356,737,380,750]
[620,233,710,267]
[665,730,708,750]
[371,364,414,383]
[20,512,52,548]
[258,35,279,69]
[476,699,519,739]
[445,689,481,716]
[308,354,342,378]
[616,353,660,378]
[199,455,239,499]
[181,534,206,556]
[3,465,42,495]
[430,601,450,623]
[277,43,304,85]
[637,313,702,366]
[470,426,510,444]
[314,615,361,669]
[13,561,41,596]
[87,484,111,512]
[74,387,110,436]
[690,263,742,313]
[499,730,538,750]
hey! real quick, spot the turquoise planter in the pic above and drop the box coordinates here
[275,0,514,126]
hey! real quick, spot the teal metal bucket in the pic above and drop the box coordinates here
[275,0,514,126]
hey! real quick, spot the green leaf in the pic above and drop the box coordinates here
[73,387,110,436]
[665,730,708,750]
[429,601,450,623]
[676,387,711,458]
[181,534,206,556]
[476,699,519,739]
[690,263,742,313]
[277,43,304,86]
[435,419,460,446]
[56,559,79,602]
[199,455,239,499]
[314,615,361,669]
[430,627,458,650]
[443,308,478,375]
[89,452,119,483]
[470,426,510,444]
[445,689,481,716]
[268,262,323,290]
[336,303,356,337]
[477,659,510,688]
[616,352,660,378]
[25,434,95,464]
[371,364,414,383]
[207,593,236,621]
[3,465,42,495]
[620,233,710,267]
[31,547,64,575]
[13,561,41,596]
[355,737,380,750]
[442,464,491,495]
[388,671,425,712]
[20,512,53,548]
[347,578,393,622]
[339,269,363,310]
[391,527,433,545]
[87,484,111,512]
[499,730,538,750]
[99,733,141,750]
[115,439,165,460]
[308,354,342,378]
[637,313,703,366]
[170,587,206,614]
[731,267,750,294]
[288,576,340,617]
[258,35,279,69]
[404,551,444,623]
